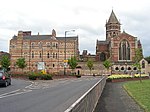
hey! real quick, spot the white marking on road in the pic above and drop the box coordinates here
[0,89,32,99]
[0,89,20,97]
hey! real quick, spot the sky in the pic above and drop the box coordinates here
[0,0,150,57]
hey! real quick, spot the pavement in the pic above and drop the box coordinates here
[94,82,144,112]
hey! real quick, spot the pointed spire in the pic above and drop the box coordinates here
[108,10,120,24]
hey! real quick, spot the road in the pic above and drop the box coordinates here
[0,76,102,112]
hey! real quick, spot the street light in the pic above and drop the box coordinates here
[64,30,75,75]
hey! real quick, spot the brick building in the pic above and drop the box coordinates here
[9,29,79,74]
[96,10,143,74]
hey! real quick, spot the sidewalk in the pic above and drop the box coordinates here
[94,82,144,112]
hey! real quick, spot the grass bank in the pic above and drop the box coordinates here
[124,79,150,112]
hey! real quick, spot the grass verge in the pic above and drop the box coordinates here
[124,80,150,112]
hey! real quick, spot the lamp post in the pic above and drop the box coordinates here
[64,30,75,75]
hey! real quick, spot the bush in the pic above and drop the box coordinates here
[28,72,52,80]
[28,72,38,80]
[41,74,52,80]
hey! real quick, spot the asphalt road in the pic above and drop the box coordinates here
[0,76,102,112]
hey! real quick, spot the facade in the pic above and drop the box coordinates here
[9,29,79,74]
[96,10,143,74]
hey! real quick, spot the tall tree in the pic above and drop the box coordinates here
[87,59,93,75]
[16,58,27,73]
[0,55,10,72]
[68,56,78,74]
[103,59,112,75]
[133,48,143,82]
[133,48,143,63]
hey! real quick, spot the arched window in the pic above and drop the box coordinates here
[39,42,42,49]
[31,43,34,49]
[53,53,55,58]
[142,61,145,68]
[100,52,106,61]
[56,53,57,59]
[32,51,34,58]
[47,53,50,58]
[39,52,42,58]
[119,39,130,60]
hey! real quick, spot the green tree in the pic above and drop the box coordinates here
[133,48,143,82]
[133,48,143,62]
[16,58,27,73]
[103,59,112,75]
[0,55,10,72]
[68,56,78,74]
[87,59,93,75]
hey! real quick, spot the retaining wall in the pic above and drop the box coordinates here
[64,76,106,112]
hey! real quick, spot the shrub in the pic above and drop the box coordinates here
[41,74,52,80]
[28,73,37,80]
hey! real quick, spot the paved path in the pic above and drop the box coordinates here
[94,82,144,112]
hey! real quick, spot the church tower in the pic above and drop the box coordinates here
[106,10,121,41]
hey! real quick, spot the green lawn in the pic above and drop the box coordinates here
[124,79,150,112]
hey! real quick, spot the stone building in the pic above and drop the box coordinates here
[9,29,79,74]
[96,10,143,74]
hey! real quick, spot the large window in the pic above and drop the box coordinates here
[119,39,130,60]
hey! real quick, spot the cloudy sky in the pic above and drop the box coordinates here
[0,0,150,57]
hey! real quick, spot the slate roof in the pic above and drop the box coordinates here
[12,35,78,41]
[108,10,120,24]
[97,40,109,45]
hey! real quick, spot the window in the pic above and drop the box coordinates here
[39,42,42,49]
[52,53,54,58]
[100,52,106,61]
[119,39,130,60]
[47,53,50,58]
[47,43,51,48]
[121,67,124,71]
[128,67,131,70]
[115,67,119,71]
[53,64,55,67]
[31,43,34,49]
[142,61,145,68]
[39,52,42,58]
[56,53,57,59]
[32,51,34,58]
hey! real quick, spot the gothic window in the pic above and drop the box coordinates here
[142,61,145,68]
[119,39,130,60]
[100,52,106,61]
